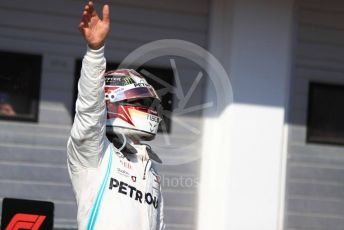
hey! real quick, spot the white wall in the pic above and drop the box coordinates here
[198,0,295,229]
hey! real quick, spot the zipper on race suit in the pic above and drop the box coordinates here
[143,159,151,180]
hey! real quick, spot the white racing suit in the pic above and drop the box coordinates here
[67,46,165,230]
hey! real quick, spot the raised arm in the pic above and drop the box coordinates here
[67,1,110,171]
[79,1,110,50]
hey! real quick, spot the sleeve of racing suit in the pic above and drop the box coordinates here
[158,186,165,230]
[67,45,108,171]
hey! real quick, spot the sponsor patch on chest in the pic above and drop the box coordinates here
[119,159,132,169]
[116,168,130,177]
[108,177,159,209]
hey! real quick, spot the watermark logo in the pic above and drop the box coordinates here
[119,39,233,165]
[160,175,199,189]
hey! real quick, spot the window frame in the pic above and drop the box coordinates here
[0,50,42,123]
[306,82,344,146]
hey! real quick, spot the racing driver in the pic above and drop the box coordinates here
[67,1,165,229]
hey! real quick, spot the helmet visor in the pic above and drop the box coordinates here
[119,97,162,114]
[108,86,160,103]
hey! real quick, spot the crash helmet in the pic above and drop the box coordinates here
[104,69,162,141]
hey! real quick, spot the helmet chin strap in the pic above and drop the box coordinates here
[117,133,127,152]
[117,133,141,152]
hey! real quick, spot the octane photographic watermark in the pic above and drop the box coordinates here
[119,39,233,165]
[160,174,199,189]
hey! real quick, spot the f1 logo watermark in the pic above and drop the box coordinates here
[5,213,46,230]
